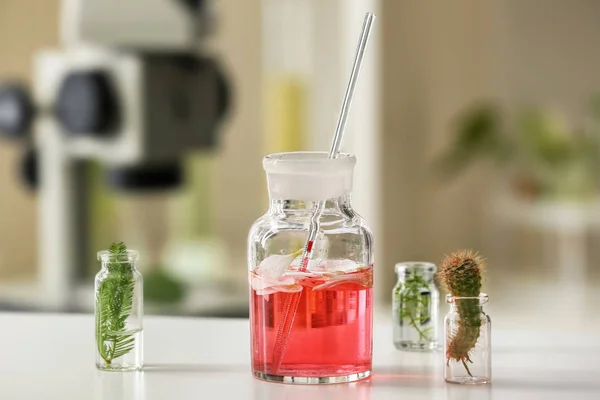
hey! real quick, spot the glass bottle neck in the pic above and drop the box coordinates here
[394,262,436,284]
[268,195,353,212]
[396,272,435,284]
[446,294,488,313]
[100,261,137,271]
[449,302,485,313]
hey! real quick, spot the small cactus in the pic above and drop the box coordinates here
[438,250,485,376]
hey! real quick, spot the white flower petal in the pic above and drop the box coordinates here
[250,266,301,293]
[324,259,362,273]
[307,258,324,271]
[251,275,272,291]
[277,276,297,286]
[257,253,298,279]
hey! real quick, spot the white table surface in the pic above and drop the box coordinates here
[1,313,599,400]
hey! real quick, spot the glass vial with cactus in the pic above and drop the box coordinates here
[444,294,491,384]
[393,262,439,351]
[95,242,144,371]
[439,250,491,384]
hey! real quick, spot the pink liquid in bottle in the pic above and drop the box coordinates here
[250,266,373,382]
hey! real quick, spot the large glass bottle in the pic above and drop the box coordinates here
[248,152,374,384]
[95,248,144,371]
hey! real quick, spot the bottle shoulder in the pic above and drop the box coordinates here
[351,210,374,239]
[249,208,373,234]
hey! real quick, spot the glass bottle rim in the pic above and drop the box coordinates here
[395,261,436,275]
[97,249,139,263]
[445,293,489,304]
[263,151,356,175]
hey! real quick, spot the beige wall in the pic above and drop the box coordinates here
[213,0,264,275]
[0,1,60,278]
[380,0,495,293]
[380,0,600,299]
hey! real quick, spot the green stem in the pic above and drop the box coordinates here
[108,335,116,363]
[397,276,433,343]
[407,310,430,341]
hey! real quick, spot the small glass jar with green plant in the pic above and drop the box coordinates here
[95,242,143,371]
[393,262,439,351]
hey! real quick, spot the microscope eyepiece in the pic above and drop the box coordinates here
[0,83,34,139]
[56,71,120,136]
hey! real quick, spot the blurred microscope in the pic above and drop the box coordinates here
[0,0,232,311]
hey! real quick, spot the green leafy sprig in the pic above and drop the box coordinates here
[395,274,434,342]
[96,242,136,365]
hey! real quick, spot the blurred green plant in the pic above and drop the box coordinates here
[436,96,600,200]
[144,267,186,304]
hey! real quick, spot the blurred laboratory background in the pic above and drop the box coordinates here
[0,0,599,332]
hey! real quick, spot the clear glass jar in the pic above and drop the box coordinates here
[248,152,374,384]
[95,248,144,371]
[444,293,491,384]
[393,262,439,351]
